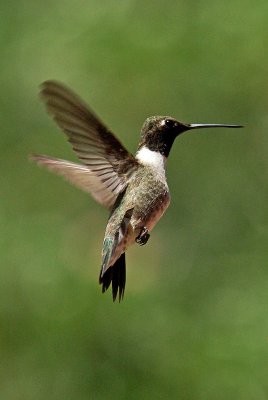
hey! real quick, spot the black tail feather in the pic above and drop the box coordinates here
[99,253,126,302]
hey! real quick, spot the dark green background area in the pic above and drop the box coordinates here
[1,1,268,399]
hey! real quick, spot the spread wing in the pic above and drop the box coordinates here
[38,80,139,207]
[31,155,117,209]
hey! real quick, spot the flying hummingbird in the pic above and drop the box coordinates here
[31,80,242,301]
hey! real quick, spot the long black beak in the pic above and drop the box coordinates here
[188,123,243,130]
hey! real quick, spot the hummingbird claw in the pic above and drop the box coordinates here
[135,227,150,246]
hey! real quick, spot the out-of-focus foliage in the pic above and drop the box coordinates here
[1,1,268,399]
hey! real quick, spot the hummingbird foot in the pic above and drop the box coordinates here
[135,227,150,246]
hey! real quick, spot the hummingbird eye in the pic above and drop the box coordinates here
[164,119,175,128]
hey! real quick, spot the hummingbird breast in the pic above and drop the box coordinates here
[122,166,170,237]
[129,169,170,232]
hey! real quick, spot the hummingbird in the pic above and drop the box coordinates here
[31,80,242,301]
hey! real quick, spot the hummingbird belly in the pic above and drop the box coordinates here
[109,189,170,267]
[131,188,170,232]
[103,167,170,268]
[129,166,170,231]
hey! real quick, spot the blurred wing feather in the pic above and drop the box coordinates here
[31,154,117,209]
[40,80,138,198]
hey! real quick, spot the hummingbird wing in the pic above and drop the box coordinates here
[30,155,116,208]
[39,80,139,207]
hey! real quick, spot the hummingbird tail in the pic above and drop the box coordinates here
[99,253,126,302]
[99,207,133,301]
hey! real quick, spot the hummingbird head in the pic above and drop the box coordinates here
[138,116,243,157]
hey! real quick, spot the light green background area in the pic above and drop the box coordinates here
[1,1,268,399]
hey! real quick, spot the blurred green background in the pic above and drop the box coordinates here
[1,1,268,399]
